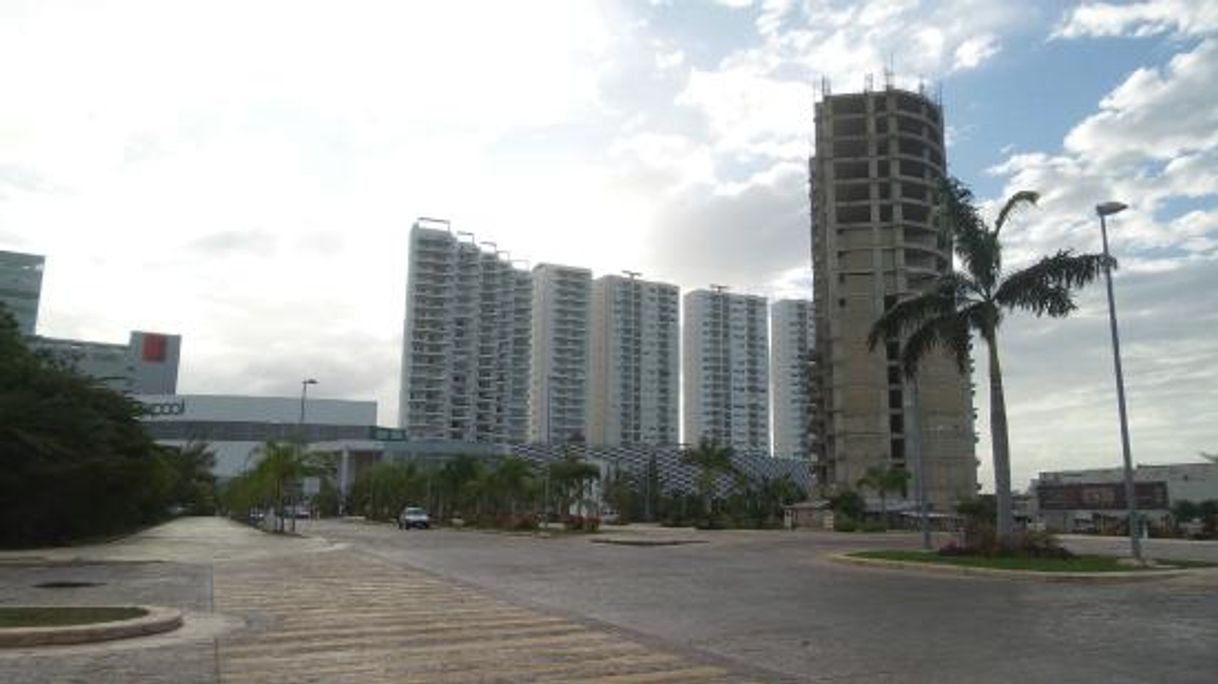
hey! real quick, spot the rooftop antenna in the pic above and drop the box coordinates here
[885,53,895,90]
[864,73,874,93]
[710,284,730,293]
[623,270,642,279]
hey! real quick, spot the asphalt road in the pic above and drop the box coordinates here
[304,520,1218,684]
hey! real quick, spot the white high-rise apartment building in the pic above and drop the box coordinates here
[398,219,532,443]
[771,299,817,459]
[683,289,770,457]
[588,274,680,447]
[529,263,592,444]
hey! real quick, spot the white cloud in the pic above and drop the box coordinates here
[671,0,1026,186]
[953,34,1001,71]
[1053,0,1218,39]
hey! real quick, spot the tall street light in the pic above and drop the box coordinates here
[1096,201,1142,563]
[299,378,318,425]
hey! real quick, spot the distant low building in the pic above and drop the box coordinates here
[34,331,181,395]
[1030,462,1218,533]
[136,393,379,479]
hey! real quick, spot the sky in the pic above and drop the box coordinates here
[1,0,1215,492]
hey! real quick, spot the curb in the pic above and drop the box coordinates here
[826,552,1194,583]
[0,606,183,647]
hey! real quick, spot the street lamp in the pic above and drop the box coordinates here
[299,378,318,425]
[1095,201,1142,563]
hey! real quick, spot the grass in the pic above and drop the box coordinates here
[0,606,146,628]
[851,550,1169,573]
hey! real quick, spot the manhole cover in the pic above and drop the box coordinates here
[34,581,103,589]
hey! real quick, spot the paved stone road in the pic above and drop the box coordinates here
[306,520,1218,684]
[1,519,758,683]
[213,549,754,684]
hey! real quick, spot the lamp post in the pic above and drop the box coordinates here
[908,377,932,550]
[1095,201,1142,563]
[294,378,318,533]
[299,378,318,426]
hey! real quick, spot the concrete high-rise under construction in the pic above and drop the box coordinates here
[810,87,977,509]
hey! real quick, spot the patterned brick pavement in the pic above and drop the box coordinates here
[214,549,754,684]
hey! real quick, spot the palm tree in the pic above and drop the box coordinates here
[681,437,738,517]
[250,441,325,532]
[491,456,534,517]
[869,177,1112,538]
[855,465,909,527]
[547,453,600,519]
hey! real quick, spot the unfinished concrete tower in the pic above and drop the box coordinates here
[810,87,977,509]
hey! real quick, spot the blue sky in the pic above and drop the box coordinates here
[1,0,1215,490]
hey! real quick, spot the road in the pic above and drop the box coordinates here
[304,520,1218,683]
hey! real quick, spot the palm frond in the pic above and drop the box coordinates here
[934,177,1002,292]
[899,312,972,377]
[996,250,1114,317]
[993,190,1040,237]
[867,273,978,351]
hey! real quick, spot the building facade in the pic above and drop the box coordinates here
[588,274,680,447]
[683,289,770,457]
[32,331,181,394]
[1031,462,1218,533]
[398,219,532,443]
[529,263,592,444]
[771,299,817,460]
[0,250,45,336]
[137,393,378,478]
[810,88,976,508]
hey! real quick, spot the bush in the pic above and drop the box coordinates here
[942,526,1073,559]
[859,520,888,533]
[834,517,858,532]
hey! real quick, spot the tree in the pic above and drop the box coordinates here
[869,177,1112,539]
[681,437,738,518]
[488,456,534,517]
[164,441,217,515]
[855,465,909,525]
[547,452,600,519]
[248,441,325,533]
[0,305,174,546]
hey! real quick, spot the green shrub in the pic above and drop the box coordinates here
[834,517,858,532]
[860,520,888,533]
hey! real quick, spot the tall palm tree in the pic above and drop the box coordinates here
[681,437,738,517]
[869,177,1112,538]
[855,465,909,526]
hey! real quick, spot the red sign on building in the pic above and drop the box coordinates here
[142,334,168,363]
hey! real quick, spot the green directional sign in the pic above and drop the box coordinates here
[368,426,409,442]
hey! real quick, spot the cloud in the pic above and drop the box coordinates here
[669,0,1026,183]
[977,26,1218,489]
[953,34,1001,71]
[640,162,808,293]
[977,259,1218,490]
[988,39,1218,264]
[1053,0,1218,39]
[189,230,278,257]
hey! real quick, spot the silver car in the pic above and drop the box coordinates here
[397,506,430,530]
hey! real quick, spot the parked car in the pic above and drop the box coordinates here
[398,507,430,530]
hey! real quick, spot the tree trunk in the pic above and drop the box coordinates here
[987,336,1014,539]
